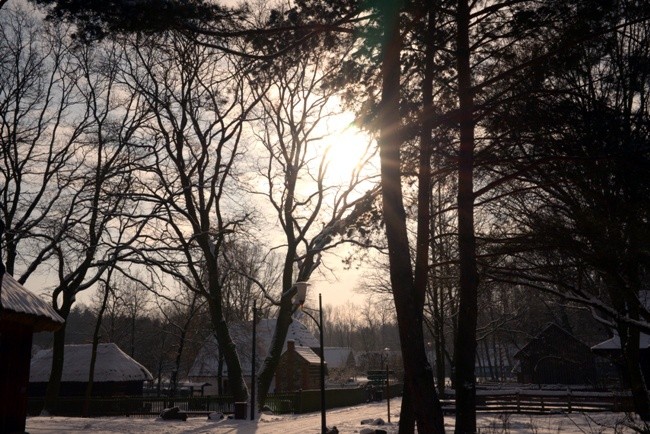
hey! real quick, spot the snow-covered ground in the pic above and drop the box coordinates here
[26,397,644,433]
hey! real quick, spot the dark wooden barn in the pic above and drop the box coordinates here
[513,323,598,385]
[29,342,153,398]
[275,340,324,392]
[592,332,650,388]
[0,273,64,434]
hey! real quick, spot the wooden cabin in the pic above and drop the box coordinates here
[275,340,323,392]
[513,323,598,385]
[0,273,64,433]
[592,332,650,388]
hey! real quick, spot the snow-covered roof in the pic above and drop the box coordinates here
[293,346,321,365]
[188,318,319,378]
[591,333,650,351]
[590,291,650,351]
[260,318,320,349]
[0,273,64,332]
[30,343,153,383]
[324,347,355,369]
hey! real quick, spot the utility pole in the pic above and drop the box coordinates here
[250,300,257,421]
[386,361,390,423]
[319,293,326,434]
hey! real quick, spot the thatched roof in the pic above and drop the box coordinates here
[30,343,153,383]
[0,273,64,332]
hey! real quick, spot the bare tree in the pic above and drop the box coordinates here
[248,38,380,408]
[122,32,263,402]
[0,9,144,413]
[83,268,120,416]
[221,242,280,322]
[42,37,145,413]
[156,283,206,397]
[0,7,87,281]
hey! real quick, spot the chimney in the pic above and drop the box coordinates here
[287,340,295,352]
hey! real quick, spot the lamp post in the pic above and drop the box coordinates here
[319,294,326,434]
[384,347,390,424]
[300,292,327,434]
[250,300,257,421]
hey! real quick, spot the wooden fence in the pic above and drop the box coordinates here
[28,396,234,418]
[28,388,632,418]
[28,384,403,417]
[442,390,634,414]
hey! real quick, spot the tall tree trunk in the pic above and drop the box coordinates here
[454,0,479,432]
[42,293,73,415]
[83,283,111,417]
[617,293,650,420]
[378,3,445,433]
[130,312,136,358]
[256,281,298,409]
[217,350,224,395]
[431,185,448,396]
[605,274,650,420]
[619,321,650,420]
[155,333,165,396]
[398,381,414,433]
[207,296,248,402]
[256,219,318,409]
[170,297,196,398]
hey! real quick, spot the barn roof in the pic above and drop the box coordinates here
[293,346,321,365]
[592,291,650,351]
[0,273,64,332]
[188,318,319,378]
[592,333,650,351]
[29,343,153,383]
[513,323,588,360]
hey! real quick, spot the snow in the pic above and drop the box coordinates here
[30,343,153,383]
[0,273,64,329]
[25,397,646,433]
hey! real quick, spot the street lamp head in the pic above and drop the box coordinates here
[294,281,309,306]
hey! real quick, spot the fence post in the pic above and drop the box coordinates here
[516,392,520,413]
[297,390,302,414]
[541,395,545,412]
[567,388,572,413]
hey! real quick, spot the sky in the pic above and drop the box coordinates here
[3,0,386,312]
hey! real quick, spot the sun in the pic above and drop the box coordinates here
[318,111,378,187]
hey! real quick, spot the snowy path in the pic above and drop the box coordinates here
[26,397,642,433]
[26,400,399,434]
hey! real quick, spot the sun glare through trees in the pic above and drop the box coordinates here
[1,1,650,434]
